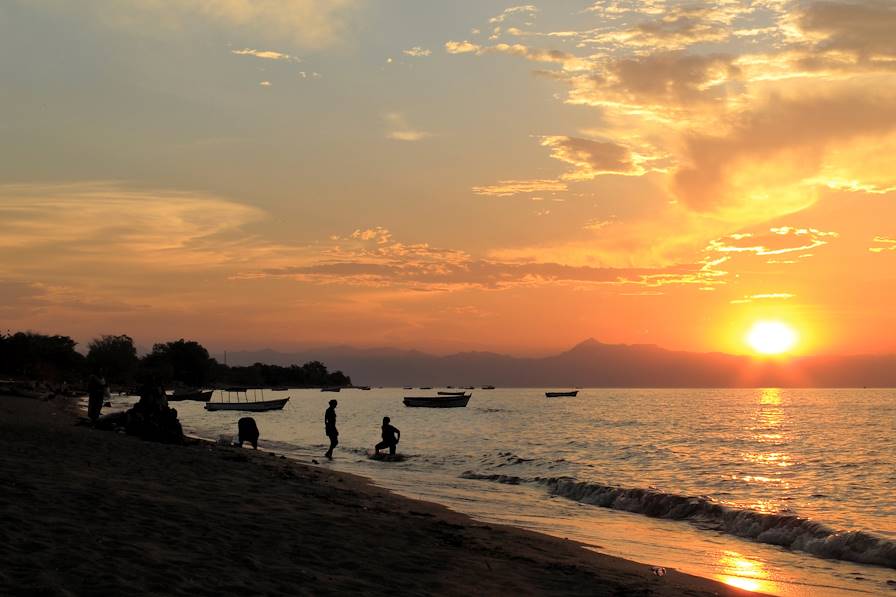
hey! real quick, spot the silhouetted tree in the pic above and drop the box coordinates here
[0,332,84,381]
[143,339,213,386]
[87,334,138,384]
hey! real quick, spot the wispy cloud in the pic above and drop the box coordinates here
[383,112,430,141]
[402,46,431,57]
[708,228,839,256]
[471,179,568,197]
[231,48,299,61]
[869,236,896,253]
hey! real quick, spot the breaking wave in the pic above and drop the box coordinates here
[460,472,896,569]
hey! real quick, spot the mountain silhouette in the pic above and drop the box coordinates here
[216,340,896,388]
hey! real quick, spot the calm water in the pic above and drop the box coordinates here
[155,388,895,596]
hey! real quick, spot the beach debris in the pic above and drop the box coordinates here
[651,566,666,577]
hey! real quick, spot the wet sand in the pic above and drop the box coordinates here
[0,394,757,596]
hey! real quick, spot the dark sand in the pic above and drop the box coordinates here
[0,394,757,596]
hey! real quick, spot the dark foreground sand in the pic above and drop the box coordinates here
[0,395,757,596]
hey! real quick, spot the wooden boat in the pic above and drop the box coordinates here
[403,394,471,408]
[481,385,496,390]
[321,387,341,392]
[437,390,468,396]
[167,389,214,402]
[205,387,290,412]
[545,390,578,397]
[419,386,433,390]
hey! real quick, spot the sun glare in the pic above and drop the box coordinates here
[746,321,798,355]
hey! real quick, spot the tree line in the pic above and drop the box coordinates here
[0,332,351,389]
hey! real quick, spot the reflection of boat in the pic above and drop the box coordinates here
[205,388,290,412]
[437,391,467,396]
[321,387,341,392]
[482,385,495,390]
[403,394,471,408]
[168,389,214,402]
[545,390,578,397]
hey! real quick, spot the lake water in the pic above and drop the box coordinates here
[162,388,895,596]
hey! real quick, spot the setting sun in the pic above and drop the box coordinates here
[746,321,799,355]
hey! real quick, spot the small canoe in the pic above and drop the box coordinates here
[404,394,470,408]
[168,389,214,402]
[545,390,578,398]
[205,397,290,412]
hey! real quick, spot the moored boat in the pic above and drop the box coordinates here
[321,387,341,392]
[167,389,214,402]
[403,394,471,408]
[437,390,467,396]
[545,390,578,397]
[481,385,496,390]
[205,387,290,412]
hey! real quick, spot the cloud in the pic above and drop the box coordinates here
[795,0,896,64]
[0,183,267,269]
[540,136,641,180]
[869,236,896,253]
[402,46,431,57]
[489,5,539,25]
[83,0,361,48]
[231,48,299,61]
[383,112,430,141]
[672,89,896,212]
[471,179,568,197]
[730,292,795,304]
[707,227,839,256]
[444,40,591,71]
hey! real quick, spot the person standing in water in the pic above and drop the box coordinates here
[324,399,338,459]
[374,416,400,456]
[86,371,108,422]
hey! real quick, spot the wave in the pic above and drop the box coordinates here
[460,472,896,569]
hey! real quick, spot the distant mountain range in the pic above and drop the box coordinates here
[215,339,896,388]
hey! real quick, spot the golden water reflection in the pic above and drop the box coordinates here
[716,550,775,594]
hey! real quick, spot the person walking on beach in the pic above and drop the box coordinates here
[86,371,108,421]
[324,399,338,459]
[374,416,400,456]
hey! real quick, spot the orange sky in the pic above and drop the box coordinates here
[1,1,895,356]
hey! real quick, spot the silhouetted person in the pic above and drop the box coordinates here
[87,372,108,421]
[324,399,338,459]
[375,416,400,456]
[238,417,259,449]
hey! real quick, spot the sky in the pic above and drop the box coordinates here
[1,0,895,357]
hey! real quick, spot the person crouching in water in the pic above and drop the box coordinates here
[324,399,338,459]
[375,416,400,456]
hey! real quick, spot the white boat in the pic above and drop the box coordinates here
[403,394,471,408]
[204,387,290,412]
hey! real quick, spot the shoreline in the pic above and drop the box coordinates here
[1,394,757,596]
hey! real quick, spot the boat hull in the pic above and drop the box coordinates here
[403,395,470,408]
[204,397,290,412]
[168,389,214,402]
[545,391,578,397]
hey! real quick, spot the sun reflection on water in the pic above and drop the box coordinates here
[716,550,774,594]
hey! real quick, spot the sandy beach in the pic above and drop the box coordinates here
[0,394,756,597]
